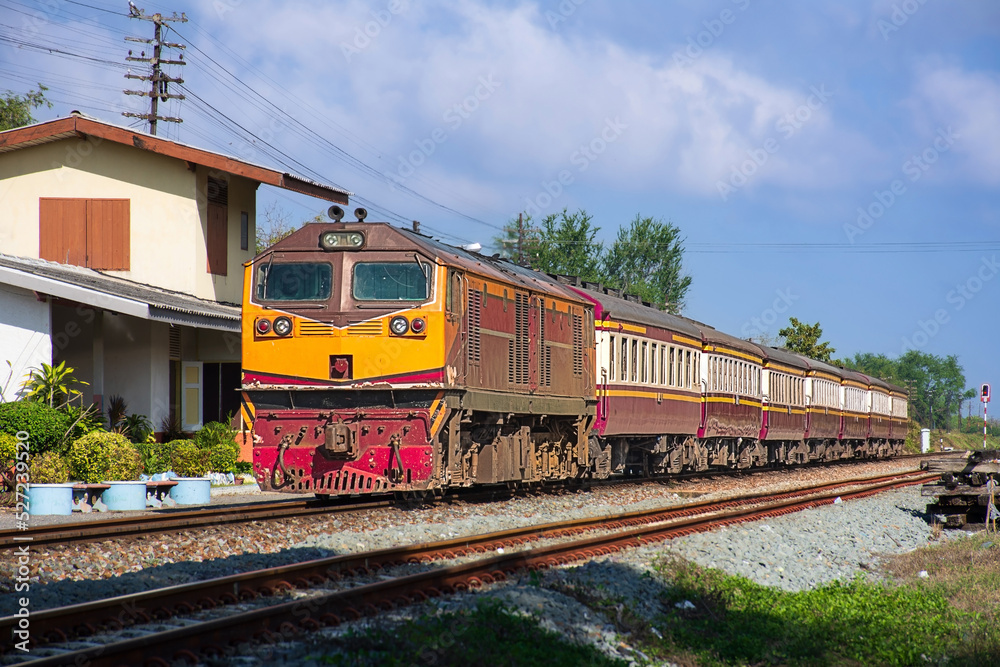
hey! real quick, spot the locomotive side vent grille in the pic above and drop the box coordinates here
[514,293,530,385]
[300,322,335,336]
[468,289,482,363]
[347,321,384,336]
[540,300,551,386]
[572,313,583,376]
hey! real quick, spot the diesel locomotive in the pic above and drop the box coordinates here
[241,211,907,496]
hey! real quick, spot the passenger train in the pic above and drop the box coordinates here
[241,211,907,496]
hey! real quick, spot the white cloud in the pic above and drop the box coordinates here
[208,0,864,201]
[911,64,1000,185]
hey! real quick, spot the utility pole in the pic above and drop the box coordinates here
[122,5,187,135]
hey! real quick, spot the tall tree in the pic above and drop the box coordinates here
[847,350,969,429]
[528,209,605,282]
[492,208,693,313]
[602,215,691,313]
[778,317,836,362]
[0,85,52,131]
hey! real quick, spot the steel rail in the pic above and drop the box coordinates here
[16,471,934,667]
[5,470,936,664]
[0,497,395,550]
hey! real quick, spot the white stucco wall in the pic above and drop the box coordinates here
[0,285,51,402]
[0,136,257,305]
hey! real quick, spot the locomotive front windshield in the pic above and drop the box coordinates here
[353,262,429,301]
[256,262,333,301]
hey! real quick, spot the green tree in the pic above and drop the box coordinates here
[492,208,693,313]
[839,352,898,379]
[0,85,52,131]
[778,317,836,362]
[895,351,967,430]
[846,349,969,429]
[531,209,605,281]
[602,215,691,313]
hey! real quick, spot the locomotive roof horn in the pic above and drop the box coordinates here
[354,207,368,222]
[327,205,345,222]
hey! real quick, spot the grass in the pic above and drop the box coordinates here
[308,599,626,667]
[634,538,1000,667]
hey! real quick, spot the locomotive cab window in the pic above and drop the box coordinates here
[353,262,430,301]
[256,262,332,301]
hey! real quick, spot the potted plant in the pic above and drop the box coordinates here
[25,451,75,516]
[168,440,212,505]
[68,431,145,510]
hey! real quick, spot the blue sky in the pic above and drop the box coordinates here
[3,0,999,409]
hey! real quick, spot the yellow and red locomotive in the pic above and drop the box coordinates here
[243,213,907,496]
[242,210,595,496]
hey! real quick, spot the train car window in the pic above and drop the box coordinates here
[353,263,429,301]
[650,343,657,384]
[669,348,676,387]
[631,339,638,383]
[685,351,691,389]
[256,262,332,301]
[621,336,628,382]
[609,335,616,381]
[641,341,648,383]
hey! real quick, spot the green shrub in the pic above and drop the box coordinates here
[29,451,70,484]
[0,401,72,454]
[63,404,105,442]
[67,431,143,483]
[0,432,18,467]
[170,440,210,477]
[122,413,153,443]
[195,421,240,474]
[135,440,176,475]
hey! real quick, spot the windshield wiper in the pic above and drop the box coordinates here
[260,251,275,298]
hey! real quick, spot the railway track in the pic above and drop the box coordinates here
[0,451,955,551]
[0,496,394,551]
[3,469,937,666]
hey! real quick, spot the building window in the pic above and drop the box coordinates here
[39,198,130,270]
[240,211,249,251]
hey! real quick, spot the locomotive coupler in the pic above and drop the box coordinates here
[324,420,359,459]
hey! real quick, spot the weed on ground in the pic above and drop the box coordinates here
[309,599,626,667]
[635,542,1000,667]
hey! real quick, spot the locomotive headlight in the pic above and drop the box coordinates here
[389,316,409,336]
[255,318,272,335]
[320,231,366,250]
[410,317,426,334]
[273,316,292,336]
[320,232,341,249]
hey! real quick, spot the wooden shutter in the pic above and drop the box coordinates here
[207,203,228,275]
[87,199,130,270]
[39,198,87,266]
[39,198,129,270]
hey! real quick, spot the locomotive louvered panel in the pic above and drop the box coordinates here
[540,300,551,387]
[514,293,530,385]
[299,322,335,336]
[347,321,384,336]
[468,289,482,363]
[572,313,583,375]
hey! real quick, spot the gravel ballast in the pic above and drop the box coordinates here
[0,459,957,664]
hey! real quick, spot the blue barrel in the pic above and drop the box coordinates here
[27,484,74,516]
[101,481,148,511]
[169,477,211,505]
